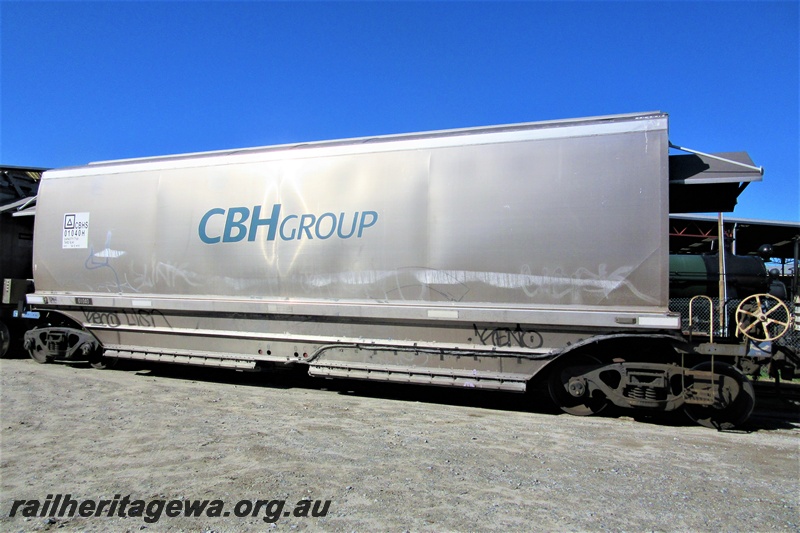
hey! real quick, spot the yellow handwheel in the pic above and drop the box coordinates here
[735,294,791,342]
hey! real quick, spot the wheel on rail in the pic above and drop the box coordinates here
[89,353,117,370]
[547,354,608,416]
[683,361,755,430]
[23,331,51,364]
[27,345,50,364]
[735,294,791,342]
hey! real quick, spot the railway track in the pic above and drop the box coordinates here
[751,381,800,425]
[753,380,800,401]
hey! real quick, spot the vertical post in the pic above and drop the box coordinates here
[793,237,799,332]
[718,213,728,335]
[793,236,799,302]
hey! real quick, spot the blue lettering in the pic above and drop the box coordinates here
[298,214,316,239]
[198,208,225,244]
[200,205,378,244]
[223,207,250,243]
[248,204,281,241]
[337,212,358,239]
[279,214,298,240]
[358,211,378,237]
[315,213,337,239]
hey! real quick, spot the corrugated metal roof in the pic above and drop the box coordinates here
[1,166,45,213]
[669,214,800,260]
[668,151,763,213]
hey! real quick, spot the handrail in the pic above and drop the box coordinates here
[689,295,715,343]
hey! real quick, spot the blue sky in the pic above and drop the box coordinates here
[2,1,798,222]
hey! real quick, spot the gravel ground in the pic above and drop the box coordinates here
[1,356,798,532]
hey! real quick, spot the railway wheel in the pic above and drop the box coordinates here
[548,354,607,416]
[89,353,117,370]
[23,330,51,364]
[684,362,755,430]
[27,344,50,364]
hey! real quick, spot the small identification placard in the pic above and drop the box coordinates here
[63,213,90,249]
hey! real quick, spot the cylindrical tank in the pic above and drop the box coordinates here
[669,253,768,299]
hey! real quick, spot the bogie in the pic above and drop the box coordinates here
[543,343,758,428]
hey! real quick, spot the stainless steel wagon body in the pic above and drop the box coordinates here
[29,112,676,390]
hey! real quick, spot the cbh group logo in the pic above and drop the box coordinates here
[198,204,378,244]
